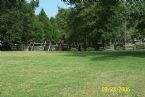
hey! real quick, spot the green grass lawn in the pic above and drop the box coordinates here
[0,51,145,97]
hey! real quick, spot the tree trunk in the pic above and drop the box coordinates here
[78,43,82,51]
[124,21,127,50]
[114,39,117,50]
[68,43,71,51]
[48,41,52,51]
[83,42,87,51]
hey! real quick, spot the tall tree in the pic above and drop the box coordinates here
[0,0,39,43]
[38,9,52,42]
[55,8,71,42]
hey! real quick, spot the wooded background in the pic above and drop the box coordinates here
[0,0,145,50]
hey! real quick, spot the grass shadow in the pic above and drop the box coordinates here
[63,51,145,61]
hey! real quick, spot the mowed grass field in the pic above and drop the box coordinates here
[0,51,145,97]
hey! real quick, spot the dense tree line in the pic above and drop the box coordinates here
[0,0,145,51]
[0,0,58,45]
[59,0,145,50]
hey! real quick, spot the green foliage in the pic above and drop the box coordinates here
[38,9,51,41]
[55,8,71,42]
[0,0,40,43]
[60,0,145,49]
[49,17,60,41]
[0,0,57,43]
[0,0,145,47]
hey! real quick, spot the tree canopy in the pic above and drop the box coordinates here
[0,0,145,50]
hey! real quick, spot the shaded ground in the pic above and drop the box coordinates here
[0,51,145,97]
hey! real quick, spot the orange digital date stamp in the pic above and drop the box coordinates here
[101,86,131,93]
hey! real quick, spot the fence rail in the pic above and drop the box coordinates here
[0,41,145,51]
